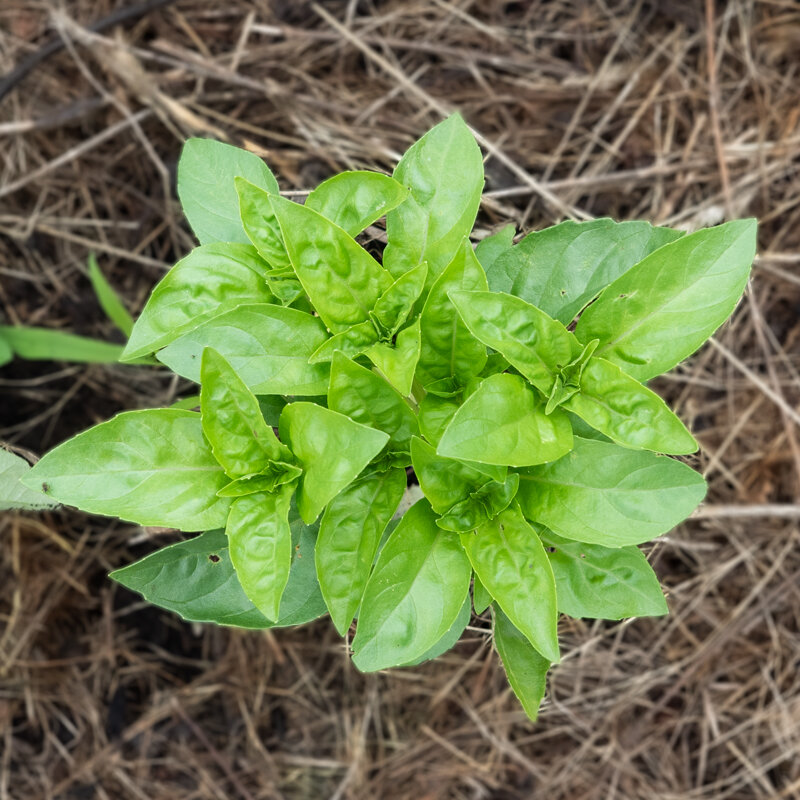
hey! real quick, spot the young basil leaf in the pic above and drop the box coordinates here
[0,448,57,511]
[492,605,550,722]
[306,171,409,236]
[235,177,292,271]
[541,531,668,619]
[517,437,706,546]
[270,194,393,333]
[418,394,459,446]
[226,486,294,621]
[563,357,698,454]
[279,403,389,523]
[308,321,378,364]
[487,219,682,325]
[157,304,330,396]
[449,290,581,395]
[177,139,279,245]
[328,352,419,451]
[317,468,406,636]
[461,504,559,662]
[87,253,134,338]
[417,239,489,387]
[402,593,471,666]
[23,410,231,530]
[384,113,484,282]
[216,464,302,497]
[365,317,421,397]
[0,326,123,363]
[411,437,487,515]
[122,244,274,361]
[371,262,428,336]
[472,573,491,615]
[575,219,757,381]
[266,276,305,306]
[436,473,520,533]
[474,224,515,274]
[110,513,326,629]
[352,498,472,671]
[438,374,573,467]
[200,348,290,477]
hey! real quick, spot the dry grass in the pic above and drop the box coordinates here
[1,1,799,798]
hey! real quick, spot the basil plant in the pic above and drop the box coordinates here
[16,115,756,721]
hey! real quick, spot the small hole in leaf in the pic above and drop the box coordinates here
[580,553,586,558]
[618,293,627,299]
[560,289,566,296]
[41,482,50,492]
[208,553,221,563]
[546,546,556,553]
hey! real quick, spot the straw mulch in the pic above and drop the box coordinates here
[1,2,799,798]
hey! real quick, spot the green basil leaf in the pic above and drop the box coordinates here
[517,437,706,546]
[418,394,459,446]
[575,219,757,381]
[542,531,668,619]
[352,499,472,671]
[384,114,484,283]
[436,473,520,533]
[438,374,573,467]
[317,468,406,635]
[306,171,409,236]
[110,514,326,629]
[157,304,330,396]
[216,464,302,496]
[461,504,559,662]
[122,244,273,361]
[487,219,682,325]
[472,573,491,615]
[328,352,419,452]
[308,321,378,364]
[0,326,123,363]
[492,605,550,722]
[226,486,293,621]
[365,317,421,397]
[235,178,292,271]
[177,139,278,245]
[200,348,290,476]
[402,593,471,666]
[410,436,486,515]
[417,239,489,387]
[475,224,515,274]
[87,253,134,337]
[23,410,230,530]
[449,290,580,395]
[270,194,392,333]
[563,357,698,454]
[279,403,389,523]
[0,448,57,511]
[371,262,428,336]
[257,395,287,427]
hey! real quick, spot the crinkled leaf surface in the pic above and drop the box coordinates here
[486,219,682,324]
[436,473,520,533]
[200,348,289,477]
[575,219,757,381]
[24,410,230,530]
[279,403,389,523]
[0,448,57,511]
[226,486,293,621]
[365,317,421,397]
[450,290,580,395]
[384,114,483,282]
[317,468,406,635]
[542,531,668,619]
[352,499,472,671]
[461,504,559,662]
[371,262,427,336]
[122,244,273,361]
[306,171,409,237]
[157,304,329,396]
[438,374,573,467]
[517,437,706,546]
[309,321,378,364]
[563,357,697,454]
[235,178,292,271]
[328,352,418,452]
[493,605,550,722]
[178,139,278,245]
[270,194,392,333]
[417,240,488,387]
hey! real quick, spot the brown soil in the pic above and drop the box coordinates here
[1,2,799,798]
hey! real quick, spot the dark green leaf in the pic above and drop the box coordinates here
[472,573,491,614]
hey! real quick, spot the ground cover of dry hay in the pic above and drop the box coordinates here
[1,2,799,798]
